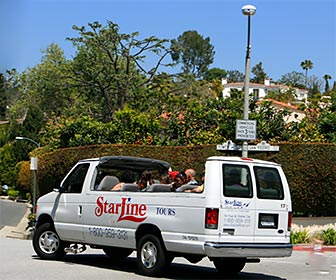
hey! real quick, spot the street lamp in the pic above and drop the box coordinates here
[241,4,256,157]
[15,136,40,213]
[15,136,40,148]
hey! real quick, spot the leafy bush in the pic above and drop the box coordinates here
[290,228,311,244]
[291,224,336,245]
[7,189,19,198]
[315,228,336,246]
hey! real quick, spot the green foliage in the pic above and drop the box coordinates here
[7,189,19,198]
[41,115,114,149]
[290,229,311,244]
[204,68,227,82]
[68,20,170,122]
[251,62,267,84]
[171,30,215,78]
[291,225,336,245]
[0,73,7,119]
[0,143,19,187]
[278,71,305,88]
[318,228,336,246]
[267,88,296,103]
[250,100,290,141]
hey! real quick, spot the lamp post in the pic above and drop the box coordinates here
[15,136,40,148]
[241,4,256,157]
[15,136,40,213]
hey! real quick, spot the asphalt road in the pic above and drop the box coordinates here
[0,238,335,280]
[0,199,28,229]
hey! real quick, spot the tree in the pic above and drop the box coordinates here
[0,73,7,119]
[226,70,244,83]
[204,68,227,82]
[251,62,267,84]
[170,31,215,78]
[323,74,332,94]
[300,59,313,88]
[278,71,305,88]
[67,21,171,122]
[267,88,296,103]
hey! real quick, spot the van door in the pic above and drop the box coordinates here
[219,164,255,243]
[53,163,89,242]
[253,166,290,243]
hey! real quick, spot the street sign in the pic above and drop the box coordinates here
[217,140,279,152]
[236,120,256,140]
[30,157,38,170]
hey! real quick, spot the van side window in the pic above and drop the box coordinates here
[254,167,284,200]
[223,165,252,198]
[62,163,90,193]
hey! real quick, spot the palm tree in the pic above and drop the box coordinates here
[323,74,332,94]
[300,60,314,88]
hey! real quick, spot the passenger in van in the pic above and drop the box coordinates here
[160,173,171,184]
[137,170,154,190]
[185,171,205,193]
[185,168,199,185]
[170,171,187,191]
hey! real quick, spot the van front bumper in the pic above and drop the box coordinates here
[204,242,293,258]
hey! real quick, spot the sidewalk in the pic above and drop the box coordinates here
[0,198,33,240]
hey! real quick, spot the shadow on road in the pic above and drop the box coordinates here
[32,253,285,280]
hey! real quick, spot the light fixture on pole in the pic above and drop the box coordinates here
[15,136,40,213]
[241,4,256,157]
[15,136,40,148]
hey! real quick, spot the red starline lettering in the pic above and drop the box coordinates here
[95,196,147,222]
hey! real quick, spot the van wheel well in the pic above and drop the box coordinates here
[136,224,164,248]
[36,214,54,229]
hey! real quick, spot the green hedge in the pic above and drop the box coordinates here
[22,143,335,216]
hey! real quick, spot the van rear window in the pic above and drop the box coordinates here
[254,167,284,200]
[223,164,252,198]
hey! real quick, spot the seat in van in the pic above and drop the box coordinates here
[147,184,171,192]
[97,176,120,191]
[120,184,139,192]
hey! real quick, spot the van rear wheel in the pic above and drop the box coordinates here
[213,258,246,274]
[137,234,170,277]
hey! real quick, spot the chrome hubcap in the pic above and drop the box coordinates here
[39,231,60,254]
[141,241,157,269]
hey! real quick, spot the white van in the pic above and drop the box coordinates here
[33,156,292,277]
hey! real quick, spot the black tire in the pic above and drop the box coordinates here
[32,222,66,260]
[213,258,246,275]
[136,234,171,277]
[103,247,133,262]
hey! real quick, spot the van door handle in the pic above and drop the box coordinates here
[78,205,82,217]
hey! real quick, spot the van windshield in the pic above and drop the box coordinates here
[254,167,284,200]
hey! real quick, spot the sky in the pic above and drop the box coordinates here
[1,0,335,82]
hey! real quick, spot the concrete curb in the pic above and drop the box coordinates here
[293,245,336,252]
[0,205,33,240]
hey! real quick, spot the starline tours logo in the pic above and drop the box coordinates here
[95,196,147,222]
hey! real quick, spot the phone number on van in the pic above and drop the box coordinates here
[88,227,128,240]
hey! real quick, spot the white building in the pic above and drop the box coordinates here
[221,78,308,103]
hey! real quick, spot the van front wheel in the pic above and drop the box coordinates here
[213,257,246,274]
[137,234,170,276]
[32,222,66,260]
